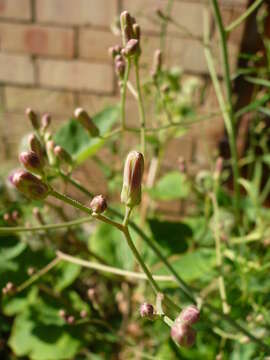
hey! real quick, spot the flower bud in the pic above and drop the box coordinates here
[121,151,144,208]
[54,145,73,165]
[178,305,200,325]
[171,322,196,348]
[140,302,154,319]
[28,134,44,164]
[115,59,126,78]
[46,140,57,166]
[74,108,100,137]
[214,156,223,179]
[90,195,107,214]
[59,309,66,319]
[151,49,162,78]
[19,151,44,175]
[108,45,121,59]
[41,113,51,131]
[11,210,20,222]
[122,39,139,57]
[80,310,87,318]
[67,315,75,324]
[133,24,141,40]
[9,170,49,200]
[26,108,39,130]
[120,11,134,44]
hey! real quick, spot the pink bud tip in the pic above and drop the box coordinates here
[140,302,154,319]
[90,195,107,214]
[178,305,200,325]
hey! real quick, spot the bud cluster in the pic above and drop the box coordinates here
[120,11,141,57]
[170,305,200,348]
[3,210,20,225]
[58,308,88,325]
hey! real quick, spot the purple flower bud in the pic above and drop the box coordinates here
[121,151,144,208]
[74,108,100,137]
[108,45,122,59]
[140,302,154,319]
[9,170,49,200]
[115,59,126,78]
[120,11,135,44]
[25,108,39,130]
[171,322,196,348]
[28,134,44,164]
[90,194,107,214]
[67,315,75,324]
[178,305,200,325]
[19,151,44,175]
[80,310,87,318]
[41,113,51,131]
[123,39,139,57]
[54,145,73,165]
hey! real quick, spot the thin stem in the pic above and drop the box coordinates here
[226,0,264,33]
[160,0,174,52]
[121,59,131,130]
[134,57,146,155]
[127,81,138,100]
[0,217,92,234]
[204,7,240,219]
[56,251,175,282]
[16,257,61,293]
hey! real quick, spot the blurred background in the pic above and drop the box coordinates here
[0,0,266,212]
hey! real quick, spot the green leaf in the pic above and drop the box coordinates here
[89,222,134,270]
[235,92,270,118]
[148,218,191,256]
[2,287,38,316]
[148,171,190,201]
[54,262,81,292]
[245,76,270,87]
[156,249,216,282]
[54,106,120,165]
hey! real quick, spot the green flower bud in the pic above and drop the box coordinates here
[74,108,100,137]
[9,170,49,200]
[121,151,144,208]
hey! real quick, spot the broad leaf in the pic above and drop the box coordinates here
[54,106,120,165]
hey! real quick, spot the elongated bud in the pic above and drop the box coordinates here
[133,23,141,40]
[9,170,49,200]
[41,113,51,131]
[151,49,162,78]
[46,140,57,166]
[171,322,196,348]
[108,44,122,59]
[115,58,126,78]
[90,194,107,214]
[214,157,223,180]
[140,303,154,319]
[121,151,144,208]
[29,134,44,164]
[74,108,100,137]
[177,305,200,325]
[120,11,134,44]
[26,108,39,130]
[122,39,139,57]
[19,151,44,175]
[54,145,73,165]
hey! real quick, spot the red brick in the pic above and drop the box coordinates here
[0,0,31,20]
[37,59,114,93]
[0,54,34,84]
[4,86,76,115]
[36,0,117,27]
[79,29,119,61]
[0,23,74,58]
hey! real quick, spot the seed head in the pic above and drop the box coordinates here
[121,151,144,208]
[90,195,107,214]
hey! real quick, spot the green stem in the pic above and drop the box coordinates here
[134,57,146,155]
[0,217,92,234]
[204,6,240,219]
[16,257,61,293]
[226,0,264,33]
[121,59,131,130]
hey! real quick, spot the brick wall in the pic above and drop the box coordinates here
[0,0,248,181]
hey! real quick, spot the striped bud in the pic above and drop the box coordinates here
[90,195,107,214]
[9,170,49,200]
[19,151,44,175]
[171,322,196,348]
[121,151,144,208]
[28,134,44,164]
[74,108,100,137]
[26,108,39,130]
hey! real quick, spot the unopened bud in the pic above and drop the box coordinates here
[214,157,223,179]
[151,49,162,78]
[121,151,144,208]
[59,309,66,319]
[171,322,196,348]
[67,315,75,324]
[177,305,200,325]
[54,145,73,165]
[11,210,20,222]
[108,45,121,59]
[80,310,88,318]
[122,39,139,57]
[26,108,39,130]
[120,11,134,44]
[133,23,141,40]
[19,151,44,175]
[41,113,51,131]
[87,288,97,302]
[3,213,11,223]
[115,59,126,78]
[140,303,154,319]
[74,108,100,137]
[46,140,57,166]
[27,267,35,276]
[29,134,44,164]
[9,170,49,200]
[90,195,107,214]
[5,282,15,294]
